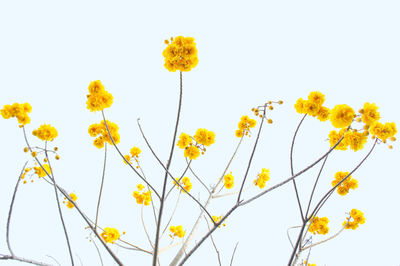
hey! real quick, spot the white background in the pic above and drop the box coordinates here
[0,1,399,265]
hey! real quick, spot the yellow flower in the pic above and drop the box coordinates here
[86,80,113,112]
[34,164,52,178]
[184,146,200,160]
[343,209,365,230]
[303,101,320,116]
[163,36,198,72]
[328,129,349,150]
[316,106,330,122]
[133,189,152,206]
[332,171,358,196]
[330,104,355,128]
[194,128,215,146]
[130,146,141,158]
[235,116,256,137]
[308,216,329,235]
[211,215,226,227]
[169,225,186,238]
[223,172,234,189]
[369,121,397,141]
[101,227,120,243]
[346,130,368,151]
[254,168,270,189]
[235,129,244,138]
[177,133,193,149]
[66,193,77,209]
[360,102,380,126]
[294,98,306,114]
[32,124,58,141]
[308,91,325,106]
[174,177,193,192]
[1,103,32,125]
[88,120,120,148]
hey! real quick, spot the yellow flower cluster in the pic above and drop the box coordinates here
[211,215,226,227]
[254,168,270,189]
[65,193,77,209]
[235,115,256,138]
[177,129,215,160]
[294,91,330,122]
[174,177,192,192]
[308,216,329,235]
[32,124,58,141]
[34,164,52,178]
[133,184,151,206]
[331,171,358,196]
[223,172,234,189]
[169,225,186,238]
[369,121,397,141]
[124,146,141,164]
[101,227,120,243]
[86,80,113,112]
[163,36,198,72]
[343,209,365,230]
[88,120,120,148]
[328,129,368,152]
[360,102,380,126]
[1,103,32,125]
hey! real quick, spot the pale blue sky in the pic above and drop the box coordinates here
[0,0,399,265]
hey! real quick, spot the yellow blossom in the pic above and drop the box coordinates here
[223,172,234,189]
[332,171,358,196]
[369,121,397,141]
[32,124,58,141]
[169,225,186,238]
[308,216,329,235]
[330,104,355,128]
[88,120,120,148]
[101,227,120,243]
[130,146,141,158]
[184,146,200,160]
[174,177,192,192]
[360,102,380,126]
[194,128,215,146]
[133,189,152,206]
[308,91,325,106]
[328,129,349,150]
[1,103,32,125]
[343,209,365,230]
[303,101,320,116]
[86,80,113,112]
[162,36,198,72]
[177,133,193,149]
[34,164,52,178]
[254,168,270,189]
[66,193,77,209]
[316,106,330,121]
[346,130,368,151]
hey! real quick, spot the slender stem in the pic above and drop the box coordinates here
[304,155,328,218]
[230,242,239,266]
[185,157,211,194]
[95,143,107,231]
[45,141,74,266]
[7,162,28,257]
[290,114,307,220]
[141,205,155,249]
[164,159,191,200]
[153,71,184,266]
[162,191,182,236]
[302,222,348,251]
[0,254,53,266]
[89,236,104,266]
[287,222,307,266]
[237,105,266,203]
[204,217,222,266]
[101,111,161,200]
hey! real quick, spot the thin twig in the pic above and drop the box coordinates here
[289,114,307,220]
[237,104,266,203]
[89,236,104,266]
[141,205,155,249]
[185,157,211,194]
[95,143,107,231]
[153,71,183,266]
[0,254,53,266]
[162,191,182,236]
[44,141,74,266]
[6,162,28,257]
[286,226,301,248]
[204,217,222,266]
[230,242,239,266]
